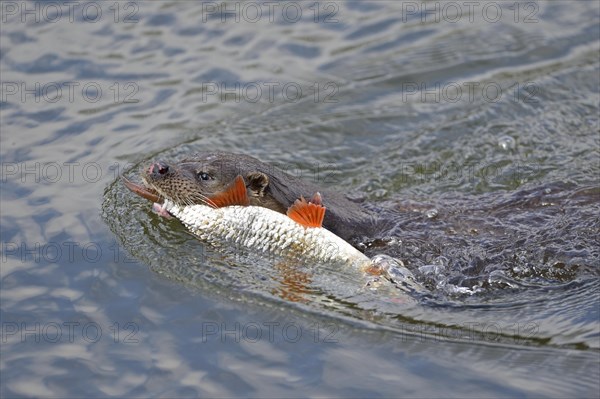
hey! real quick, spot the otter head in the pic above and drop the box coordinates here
[142,154,272,207]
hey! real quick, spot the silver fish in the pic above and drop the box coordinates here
[162,199,374,272]
[123,175,400,281]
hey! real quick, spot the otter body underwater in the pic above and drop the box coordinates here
[124,152,398,279]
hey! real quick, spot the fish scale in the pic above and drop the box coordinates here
[163,199,372,270]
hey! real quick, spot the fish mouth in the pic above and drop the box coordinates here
[122,176,161,203]
[122,176,174,218]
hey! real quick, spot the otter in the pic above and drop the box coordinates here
[137,151,377,243]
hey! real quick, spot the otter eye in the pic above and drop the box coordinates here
[197,172,211,181]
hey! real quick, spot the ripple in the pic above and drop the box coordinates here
[2,0,599,396]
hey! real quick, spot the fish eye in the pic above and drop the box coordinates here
[197,171,211,181]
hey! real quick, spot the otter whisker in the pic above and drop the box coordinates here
[191,192,218,209]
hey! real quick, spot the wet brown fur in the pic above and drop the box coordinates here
[143,151,376,242]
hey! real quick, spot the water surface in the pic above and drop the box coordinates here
[2,1,599,397]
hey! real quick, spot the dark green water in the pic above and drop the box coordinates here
[2,1,599,397]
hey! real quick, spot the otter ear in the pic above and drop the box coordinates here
[246,172,269,197]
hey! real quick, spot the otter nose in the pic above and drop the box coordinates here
[149,162,169,176]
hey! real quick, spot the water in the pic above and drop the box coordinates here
[2,1,599,397]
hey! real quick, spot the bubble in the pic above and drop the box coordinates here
[444,285,481,295]
[356,242,368,251]
[372,188,388,199]
[419,264,444,275]
[497,135,516,150]
[381,236,401,246]
[389,237,400,245]
[387,266,414,282]
[488,270,518,288]
[371,255,413,282]
[433,256,449,266]
[425,208,438,219]
[371,254,405,269]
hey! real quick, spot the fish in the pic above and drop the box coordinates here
[123,174,385,275]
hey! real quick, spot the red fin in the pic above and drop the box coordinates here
[286,195,326,228]
[208,175,250,207]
